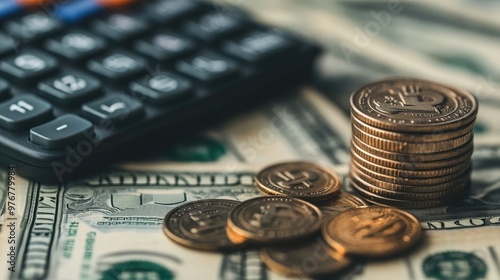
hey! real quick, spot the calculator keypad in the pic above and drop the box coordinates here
[0,0,319,182]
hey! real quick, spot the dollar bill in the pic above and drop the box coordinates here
[121,87,351,171]
[2,158,500,280]
[232,0,500,136]
[359,227,500,280]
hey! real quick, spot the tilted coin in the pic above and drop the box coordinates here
[351,140,474,170]
[228,196,322,243]
[351,124,473,153]
[350,160,472,186]
[317,192,368,219]
[351,151,472,178]
[350,78,478,132]
[163,199,241,251]
[350,171,469,200]
[260,237,352,277]
[226,224,247,245]
[255,161,341,201]
[351,164,472,193]
[322,206,422,257]
[352,136,474,162]
[350,180,468,209]
[351,115,475,142]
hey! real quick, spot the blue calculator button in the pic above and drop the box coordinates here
[0,0,21,20]
[55,0,103,23]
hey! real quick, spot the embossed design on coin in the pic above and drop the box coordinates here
[163,199,240,251]
[322,207,422,257]
[351,78,477,132]
[228,196,322,243]
[255,162,341,201]
[318,192,368,219]
[260,238,352,277]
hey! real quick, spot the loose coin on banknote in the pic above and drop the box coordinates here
[322,206,422,257]
[164,199,241,251]
[255,162,341,201]
[260,238,352,277]
[350,78,478,132]
[228,196,322,243]
[318,192,368,219]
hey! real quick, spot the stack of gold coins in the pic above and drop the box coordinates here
[349,78,478,208]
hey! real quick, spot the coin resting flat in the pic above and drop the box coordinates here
[322,206,422,257]
[260,238,352,277]
[163,199,241,251]
[350,78,478,132]
[318,192,368,219]
[228,196,322,243]
[255,161,342,201]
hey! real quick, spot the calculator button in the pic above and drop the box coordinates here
[223,30,293,63]
[183,13,243,42]
[30,114,93,149]
[134,32,195,61]
[92,14,150,42]
[82,94,144,124]
[0,95,52,130]
[0,50,58,83]
[0,79,9,101]
[45,31,106,61]
[130,73,193,104]
[54,0,103,23]
[147,0,200,24]
[0,32,16,57]
[5,13,63,42]
[38,72,102,106]
[176,52,238,83]
[87,51,146,81]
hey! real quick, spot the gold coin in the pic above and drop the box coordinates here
[350,180,468,209]
[350,160,471,186]
[317,192,368,219]
[255,161,341,202]
[352,136,474,162]
[350,171,469,200]
[163,199,241,251]
[351,115,475,142]
[351,164,472,193]
[350,78,478,132]
[228,196,322,243]
[322,206,422,257]
[351,140,473,170]
[260,238,352,277]
[351,151,471,178]
[351,124,473,153]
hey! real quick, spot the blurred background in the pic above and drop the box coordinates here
[224,0,500,137]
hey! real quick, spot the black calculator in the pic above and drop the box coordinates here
[0,0,320,183]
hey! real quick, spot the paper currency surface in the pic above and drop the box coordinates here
[2,0,500,279]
